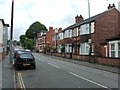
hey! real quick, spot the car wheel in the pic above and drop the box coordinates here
[15,64,19,70]
[32,64,36,69]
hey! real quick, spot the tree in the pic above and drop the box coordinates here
[19,21,48,51]
[26,21,47,39]
[20,35,27,47]
[19,35,35,51]
[24,38,35,51]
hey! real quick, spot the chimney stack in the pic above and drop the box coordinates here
[108,3,115,10]
[58,28,62,32]
[49,27,53,31]
[75,15,84,23]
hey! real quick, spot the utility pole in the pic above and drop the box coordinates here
[10,0,14,63]
[88,0,92,62]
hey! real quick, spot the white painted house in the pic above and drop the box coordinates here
[0,19,9,60]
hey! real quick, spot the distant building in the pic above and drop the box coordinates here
[35,30,47,53]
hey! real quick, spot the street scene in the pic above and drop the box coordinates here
[2,53,119,89]
[0,0,120,89]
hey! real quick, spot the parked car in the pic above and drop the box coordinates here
[13,50,25,58]
[14,52,36,70]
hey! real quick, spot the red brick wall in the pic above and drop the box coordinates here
[97,57,120,67]
[72,54,79,60]
[49,53,120,67]
[94,8,120,56]
[66,54,70,58]
[101,45,106,57]
[46,27,55,47]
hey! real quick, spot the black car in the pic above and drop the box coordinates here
[13,49,25,58]
[14,52,36,70]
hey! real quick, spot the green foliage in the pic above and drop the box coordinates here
[19,35,35,51]
[20,35,27,47]
[24,38,35,51]
[26,21,47,39]
[61,44,65,53]
[19,21,47,51]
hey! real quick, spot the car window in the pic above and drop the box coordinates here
[20,53,34,59]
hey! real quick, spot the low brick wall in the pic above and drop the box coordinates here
[79,55,89,62]
[72,54,79,60]
[45,53,120,67]
[96,57,120,67]
[66,54,70,58]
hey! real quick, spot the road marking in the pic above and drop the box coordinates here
[48,63,61,69]
[70,72,112,90]
[18,72,26,89]
[13,70,16,88]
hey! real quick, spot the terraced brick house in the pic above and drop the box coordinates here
[59,4,120,65]
[52,28,63,53]
[44,4,120,66]
[36,30,47,52]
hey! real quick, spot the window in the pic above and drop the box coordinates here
[65,30,68,38]
[118,43,120,57]
[65,44,72,53]
[65,29,72,38]
[110,44,115,57]
[80,43,90,55]
[109,41,120,58]
[91,22,95,33]
[80,24,89,35]
[73,28,78,37]
[69,30,72,38]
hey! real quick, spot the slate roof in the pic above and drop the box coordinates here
[62,10,108,31]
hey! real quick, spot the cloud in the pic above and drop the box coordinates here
[0,0,119,40]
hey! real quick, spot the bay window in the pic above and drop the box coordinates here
[80,43,90,55]
[109,41,120,58]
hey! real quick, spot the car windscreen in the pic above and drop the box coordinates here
[20,53,34,59]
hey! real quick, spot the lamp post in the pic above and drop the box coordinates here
[88,0,92,62]
[10,0,14,63]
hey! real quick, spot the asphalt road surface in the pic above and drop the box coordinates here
[16,53,119,89]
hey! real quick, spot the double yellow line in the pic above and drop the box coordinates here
[17,72,26,89]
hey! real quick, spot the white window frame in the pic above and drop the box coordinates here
[91,22,95,33]
[80,24,89,35]
[80,42,90,55]
[109,40,120,58]
[118,42,120,57]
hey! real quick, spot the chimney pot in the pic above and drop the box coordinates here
[75,15,84,23]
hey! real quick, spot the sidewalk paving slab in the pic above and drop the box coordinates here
[2,54,15,89]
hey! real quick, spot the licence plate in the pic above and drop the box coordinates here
[23,64,30,66]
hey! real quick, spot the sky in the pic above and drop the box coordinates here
[0,0,119,40]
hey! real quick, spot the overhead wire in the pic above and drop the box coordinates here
[19,0,35,21]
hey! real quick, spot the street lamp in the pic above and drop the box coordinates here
[10,0,14,63]
[88,0,92,62]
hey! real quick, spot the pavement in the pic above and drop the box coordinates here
[2,54,15,89]
[43,54,120,74]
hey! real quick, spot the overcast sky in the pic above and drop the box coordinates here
[0,0,119,40]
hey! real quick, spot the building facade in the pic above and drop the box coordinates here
[36,30,47,53]
[0,19,9,60]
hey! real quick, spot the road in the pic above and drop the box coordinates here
[16,53,119,89]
